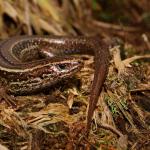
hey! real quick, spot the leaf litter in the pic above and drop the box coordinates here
[0,0,149,149]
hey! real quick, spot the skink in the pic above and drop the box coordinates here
[0,36,109,132]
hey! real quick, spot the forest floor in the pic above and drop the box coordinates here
[0,0,150,150]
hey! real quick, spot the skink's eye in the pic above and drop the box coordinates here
[57,64,67,70]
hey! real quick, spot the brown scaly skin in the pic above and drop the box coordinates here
[0,35,110,134]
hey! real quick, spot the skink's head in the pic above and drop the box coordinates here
[40,56,83,80]
[8,57,83,95]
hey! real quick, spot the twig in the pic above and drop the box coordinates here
[92,20,141,32]
[122,55,150,65]
[142,34,150,50]
[97,122,123,137]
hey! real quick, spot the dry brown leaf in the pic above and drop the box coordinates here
[112,45,150,75]
[67,88,79,109]
[0,144,9,150]
[2,1,18,21]
[36,0,61,22]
